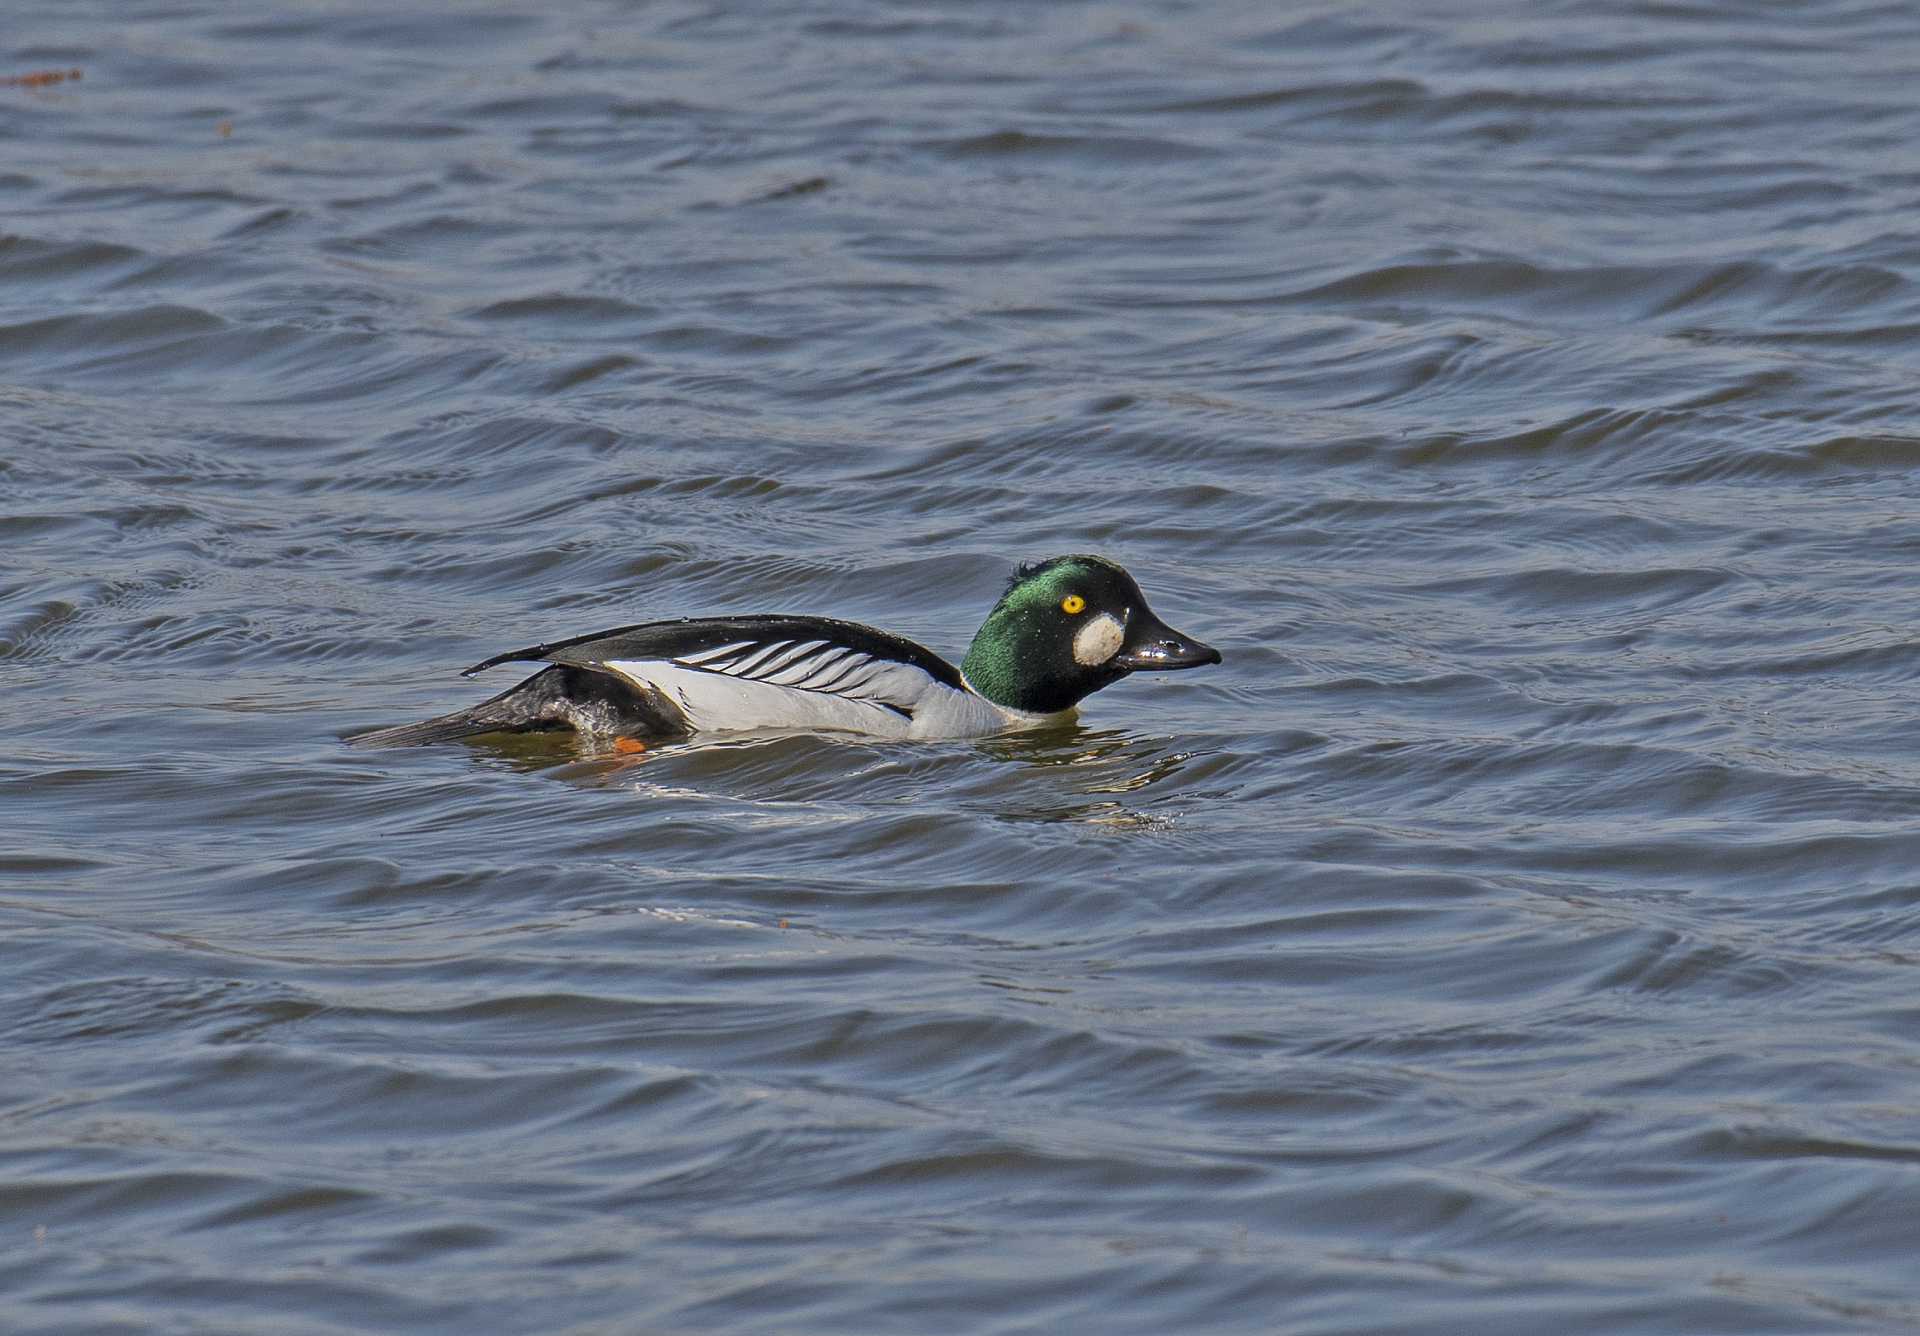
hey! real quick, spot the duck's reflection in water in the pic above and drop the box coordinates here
[451,723,1202,828]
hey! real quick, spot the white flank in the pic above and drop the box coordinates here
[603,659,1024,739]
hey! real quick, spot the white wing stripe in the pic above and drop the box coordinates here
[799,645,855,671]
[763,648,847,686]
[676,640,754,666]
[723,640,794,676]
[635,634,947,714]
[756,640,831,678]
[792,656,864,691]
[830,666,884,695]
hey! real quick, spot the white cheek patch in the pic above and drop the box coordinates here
[1073,613,1125,666]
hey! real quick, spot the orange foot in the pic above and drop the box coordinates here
[612,736,647,755]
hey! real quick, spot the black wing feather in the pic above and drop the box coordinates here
[348,664,688,748]
[464,615,964,690]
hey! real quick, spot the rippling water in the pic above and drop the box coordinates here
[7,2,1920,1331]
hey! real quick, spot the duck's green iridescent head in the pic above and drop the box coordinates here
[960,555,1221,714]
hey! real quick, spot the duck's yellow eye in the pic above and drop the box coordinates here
[1061,595,1085,614]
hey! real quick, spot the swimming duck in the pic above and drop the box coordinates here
[348,555,1220,748]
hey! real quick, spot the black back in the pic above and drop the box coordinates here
[465,614,965,690]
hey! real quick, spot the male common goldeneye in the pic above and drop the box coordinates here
[348,554,1219,747]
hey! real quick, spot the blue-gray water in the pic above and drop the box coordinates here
[6,2,1920,1331]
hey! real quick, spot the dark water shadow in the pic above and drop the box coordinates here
[399,722,1205,829]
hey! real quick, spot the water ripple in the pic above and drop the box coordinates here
[7,0,1920,1332]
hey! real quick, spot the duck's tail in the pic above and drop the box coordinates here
[345,664,688,748]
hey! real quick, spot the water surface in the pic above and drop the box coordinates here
[6,2,1920,1332]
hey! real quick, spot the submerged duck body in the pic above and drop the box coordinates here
[349,555,1220,748]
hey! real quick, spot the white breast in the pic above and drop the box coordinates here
[904,679,1035,738]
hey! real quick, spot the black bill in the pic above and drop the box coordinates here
[1113,610,1222,671]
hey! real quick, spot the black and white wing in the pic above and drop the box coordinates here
[463,615,971,733]
[665,637,920,716]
